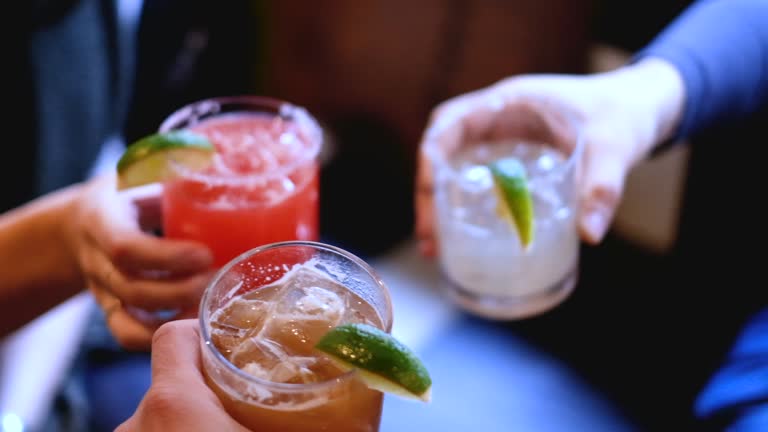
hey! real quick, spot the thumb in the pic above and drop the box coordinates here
[150,319,202,384]
[578,150,630,245]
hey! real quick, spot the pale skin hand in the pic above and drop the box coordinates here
[116,319,250,432]
[64,174,214,350]
[415,58,686,256]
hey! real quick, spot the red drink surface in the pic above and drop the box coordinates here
[163,113,320,267]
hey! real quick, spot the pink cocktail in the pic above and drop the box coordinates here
[159,97,323,267]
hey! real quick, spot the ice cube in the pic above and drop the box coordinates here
[273,268,346,319]
[214,298,271,332]
[242,361,272,380]
[532,185,563,219]
[231,337,286,370]
[278,131,301,159]
[209,288,277,356]
[459,165,493,192]
[210,323,246,356]
[257,271,347,355]
[338,289,381,327]
[536,152,557,173]
[269,357,321,384]
[342,308,379,327]
[237,337,320,384]
[292,286,343,317]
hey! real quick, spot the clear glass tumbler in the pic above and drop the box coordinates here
[199,241,393,432]
[429,102,583,319]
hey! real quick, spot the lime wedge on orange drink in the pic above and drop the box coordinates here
[315,323,432,402]
[488,157,535,249]
[116,130,215,190]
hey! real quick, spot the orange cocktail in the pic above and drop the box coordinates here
[199,241,393,431]
[159,97,322,267]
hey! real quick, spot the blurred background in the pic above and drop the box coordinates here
[248,3,765,429]
[246,4,732,428]
[8,1,767,431]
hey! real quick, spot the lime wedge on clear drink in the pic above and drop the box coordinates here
[116,130,215,190]
[488,157,535,249]
[315,323,432,402]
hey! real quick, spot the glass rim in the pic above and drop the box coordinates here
[425,103,584,181]
[199,240,394,393]
[159,95,323,185]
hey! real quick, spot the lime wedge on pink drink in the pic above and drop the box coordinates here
[315,323,432,402]
[116,131,215,190]
[488,157,535,249]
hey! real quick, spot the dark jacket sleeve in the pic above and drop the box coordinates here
[635,0,768,141]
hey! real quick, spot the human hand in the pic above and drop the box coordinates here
[65,174,214,350]
[116,319,249,432]
[415,58,684,254]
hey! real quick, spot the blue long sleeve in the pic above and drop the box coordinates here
[636,0,768,140]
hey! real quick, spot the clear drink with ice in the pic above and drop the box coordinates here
[433,139,581,319]
[200,241,393,432]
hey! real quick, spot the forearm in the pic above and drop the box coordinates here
[0,184,86,336]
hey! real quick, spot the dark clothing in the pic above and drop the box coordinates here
[636,0,768,429]
[14,1,258,430]
[637,0,768,141]
[9,0,258,213]
[9,0,117,212]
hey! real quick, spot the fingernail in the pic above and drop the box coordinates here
[583,209,608,242]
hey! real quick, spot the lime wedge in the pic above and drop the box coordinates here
[315,323,432,402]
[116,131,215,190]
[488,157,535,249]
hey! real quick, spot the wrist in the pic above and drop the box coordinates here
[49,183,88,286]
[608,57,686,156]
